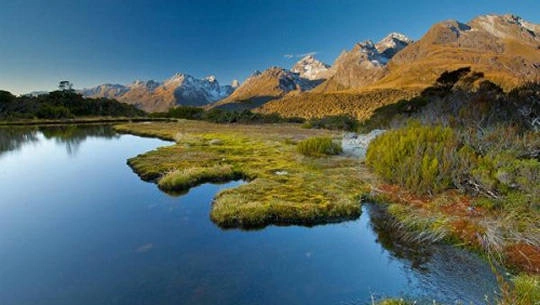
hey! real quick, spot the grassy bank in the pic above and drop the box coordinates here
[115,120,373,229]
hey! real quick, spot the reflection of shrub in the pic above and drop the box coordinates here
[297,136,342,157]
[303,115,359,131]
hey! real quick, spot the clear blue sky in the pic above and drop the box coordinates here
[1,0,538,94]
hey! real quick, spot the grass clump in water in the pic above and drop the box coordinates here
[297,136,342,157]
[159,164,242,192]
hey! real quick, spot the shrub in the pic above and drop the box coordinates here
[303,114,359,131]
[297,136,342,157]
[36,104,73,119]
[159,106,204,119]
[366,122,459,195]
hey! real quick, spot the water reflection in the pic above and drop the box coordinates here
[0,127,39,155]
[367,204,434,269]
[0,125,500,305]
[366,204,500,303]
[0,124,119,156]
[40,125,118,155]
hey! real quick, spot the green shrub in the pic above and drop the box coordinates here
[158,106,204,119]
[0,90,145,119]
[297,136,342,157]
[36,104,73,119]
[366,122,459,195]
[303,115,359,131]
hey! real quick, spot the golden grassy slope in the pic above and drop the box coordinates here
[255,88,419,120]
[209,68,295,110]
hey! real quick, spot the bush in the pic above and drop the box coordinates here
[366,122,460,195]
[297,136,342,157]
[158,106,204,119]
[303,115,359,131]
[0,90,145,119]
[36,104,73,119]
[152,107,303,125]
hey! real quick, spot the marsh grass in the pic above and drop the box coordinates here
[296,136,342,157]
[115,121,370,229]
[508,274,540,305]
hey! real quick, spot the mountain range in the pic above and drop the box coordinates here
[80,74,238,112]
[82,14,539,117]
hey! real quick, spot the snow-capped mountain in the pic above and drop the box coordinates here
[318,32,413,90]
[80,83,130,98]
[375,32,413,58]
[81,74,236,112]
[291,55,332,80]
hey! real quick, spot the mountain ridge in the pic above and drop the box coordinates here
[81,74,237,112]
[256,14,539,119]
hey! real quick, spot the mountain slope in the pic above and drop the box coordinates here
[258,14,539,120]
[82,74,235,112]
[209,67,319,111]
[316,32,412,91]
[256,89,417,120]
[374,14,540,90]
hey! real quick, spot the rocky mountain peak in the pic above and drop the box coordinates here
[468,14,539,42]
[205,75,217,82]
[291,55,331,80]
[375,32,413,58]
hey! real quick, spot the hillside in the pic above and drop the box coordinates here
[316,32,412,91]
[256,89,417,120]
[373,14,540,91]
[208,67,320,111]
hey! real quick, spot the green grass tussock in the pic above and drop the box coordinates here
[297,136,342,157]
[158,164,243,192]
[500,274,540,305]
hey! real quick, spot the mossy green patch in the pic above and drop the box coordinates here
[115,121,372,229]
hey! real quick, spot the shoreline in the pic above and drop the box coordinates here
[0,117,176,126]
[113,120,369,229]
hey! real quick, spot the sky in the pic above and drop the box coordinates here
[0,0,538,94]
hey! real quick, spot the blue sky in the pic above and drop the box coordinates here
[1,0,538,94]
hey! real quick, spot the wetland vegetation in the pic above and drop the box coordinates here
[115,121,370,229]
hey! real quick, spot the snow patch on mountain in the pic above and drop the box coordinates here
[291,55,332,80]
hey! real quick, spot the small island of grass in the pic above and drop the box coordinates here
[115,120,374,229]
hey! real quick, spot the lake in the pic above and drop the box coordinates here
[0,125,499,305]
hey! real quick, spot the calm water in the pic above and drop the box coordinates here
[0,125,499,305]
